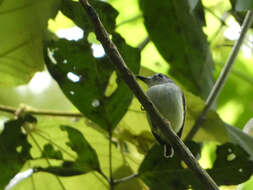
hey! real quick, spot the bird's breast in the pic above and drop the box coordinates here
[146,83,184,133]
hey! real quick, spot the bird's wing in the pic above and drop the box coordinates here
[177,92,186,138]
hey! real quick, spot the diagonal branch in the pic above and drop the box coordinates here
[186,10,253,140]
[79,0,219,189]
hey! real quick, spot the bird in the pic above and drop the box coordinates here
[136,73,186,158]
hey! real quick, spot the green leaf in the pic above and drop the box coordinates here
[183,90,229,143]
[41,144,63,160]
[36,125,100,176]
[45,35,140,130]
[139,142,253,189]
[187,0,199,12]
[139,0,214,99]
[234,0,253,11]
[208,143,253,186]
[139,141,202,190]
[0,0,60,86]
[226,124,253,158]
[61,0,118,33]
[0,117,32,189]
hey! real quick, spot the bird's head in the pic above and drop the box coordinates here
[136,73,173,87]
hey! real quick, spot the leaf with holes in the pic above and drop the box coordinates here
[36,125,100,176]
[44,34,140,130]
[208,143,253,185]
[139,0,213,99]
[226,124,253,159]
[139,142,253,190]
[139,141,202,190]
[0,117,33,189]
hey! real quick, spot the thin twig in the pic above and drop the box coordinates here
[138,37,150,51]
[204,7,227,26]
[79,1,219,189]
[114,173,139,185]
[117,14,142,27]
[97,169,111,183]
[0,104,16,114]
[186,10,253,140]
[0,104,83,117]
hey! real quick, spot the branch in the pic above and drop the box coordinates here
[0,104,83,117]
[114,173,139,185]
[138,36,150,51]
[186,10,253,140]
[79,1,219,189]
[117,14,142,28]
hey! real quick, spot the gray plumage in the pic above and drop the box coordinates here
[137,73,186,157]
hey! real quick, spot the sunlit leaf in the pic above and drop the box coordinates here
[36,125,100,176]
[0,0,60,86]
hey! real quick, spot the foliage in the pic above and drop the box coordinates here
[139,142,253,189]
[0,0,253,190]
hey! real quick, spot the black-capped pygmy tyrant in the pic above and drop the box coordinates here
[136,73,186,158]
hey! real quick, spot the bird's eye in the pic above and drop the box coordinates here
[158,74,163,78]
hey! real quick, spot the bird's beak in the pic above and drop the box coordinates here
[136,75,151,84]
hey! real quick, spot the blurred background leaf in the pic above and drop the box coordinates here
[0,0,60,86]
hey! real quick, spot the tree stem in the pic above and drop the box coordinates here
[79,0,220,189]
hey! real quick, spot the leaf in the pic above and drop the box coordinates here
[61,0,118,33]
[208,143,253,186]
[139,142,253,190]
[139,141,203,190]
[234,0,253,11]
[36,125,100,176]
[41,144,63,160]
[45,34,140,130]
[114,165,143,190]
[184,90,229,143]
[0,0,60,86]
[139,0,214,99]
[0,117,32,189]
[226,124,253,159]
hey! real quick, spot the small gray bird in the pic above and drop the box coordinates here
[137,73,186,158]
